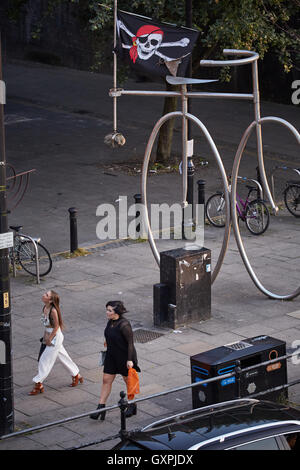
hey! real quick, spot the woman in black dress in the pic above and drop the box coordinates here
[90,301,140,421]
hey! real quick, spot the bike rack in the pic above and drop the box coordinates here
[237,176,264,200]
[270,166,300,203]
[11,234,40,284]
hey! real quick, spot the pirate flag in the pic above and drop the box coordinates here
[116,10,199,80]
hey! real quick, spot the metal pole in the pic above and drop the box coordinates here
[68,207,78,253]
[182,158,195,239]
[113,0,118,133]
[185,0,193,140]
[183,0,195,242]
[252,60,275,212]
[181,84,188,208]
[0,33,14,436]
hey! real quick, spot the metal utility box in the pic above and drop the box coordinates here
[191,335,287,408]
[154,247,211,329]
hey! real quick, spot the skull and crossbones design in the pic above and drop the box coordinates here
[117,20,190,64]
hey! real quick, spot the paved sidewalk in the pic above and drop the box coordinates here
[1,217,300,450]
[0,59,299,449]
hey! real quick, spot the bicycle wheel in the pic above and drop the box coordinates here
[17,240,52,276]
[284,184,300,217]
[245,199,270,235]
[205,193,226,227]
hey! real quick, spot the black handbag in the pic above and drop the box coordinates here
[38,337,46,361]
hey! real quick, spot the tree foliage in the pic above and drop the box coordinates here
[88,0,299,162]
[89,0,300,74]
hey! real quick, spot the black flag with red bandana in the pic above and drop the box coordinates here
[116,10,199,80]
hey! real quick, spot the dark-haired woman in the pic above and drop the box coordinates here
[29,290,83,395]
[90,301,140,421]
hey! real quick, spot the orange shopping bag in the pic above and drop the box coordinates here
[127,368,140,400]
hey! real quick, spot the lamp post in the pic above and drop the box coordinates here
[0,34,14,436]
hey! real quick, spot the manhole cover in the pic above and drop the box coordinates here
[133,329,164,343]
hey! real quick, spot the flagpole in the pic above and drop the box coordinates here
[113,0,118,134]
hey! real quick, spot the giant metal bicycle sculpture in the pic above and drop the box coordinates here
[108,42,300,301]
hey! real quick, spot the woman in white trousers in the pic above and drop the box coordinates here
[29,290,83,395]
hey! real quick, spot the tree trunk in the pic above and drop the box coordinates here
[155,82,179,164]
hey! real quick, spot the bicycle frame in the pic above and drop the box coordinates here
[236,188,258,221]
[215,188,255,223]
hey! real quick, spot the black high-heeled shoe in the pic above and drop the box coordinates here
[125,403,137,418]
[90,403,106,420]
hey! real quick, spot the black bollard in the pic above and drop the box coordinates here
[182,157,195,240]
[133,193,141,238]
[197,179,206,228]
[68,207,78,253]
[197,179,206,206]
[118,391,128,439]
[187,157,195,217]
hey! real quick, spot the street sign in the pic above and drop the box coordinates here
[0,231,13,249]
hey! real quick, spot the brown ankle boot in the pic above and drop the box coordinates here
[70,374,83,387]
[29,382,44,395]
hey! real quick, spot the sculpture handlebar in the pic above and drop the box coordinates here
[200,49,259,67]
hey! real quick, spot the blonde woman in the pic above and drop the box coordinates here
[29,290,83,395]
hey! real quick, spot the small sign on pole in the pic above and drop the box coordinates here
[0,231,13,250]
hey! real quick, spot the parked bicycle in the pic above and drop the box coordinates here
[284,181,300,217]
[206,184,270,235]
[270,166,300,218]
[9,225,52,277]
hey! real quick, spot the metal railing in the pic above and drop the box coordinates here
[0,350,299,449]
[6,167,36,212]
